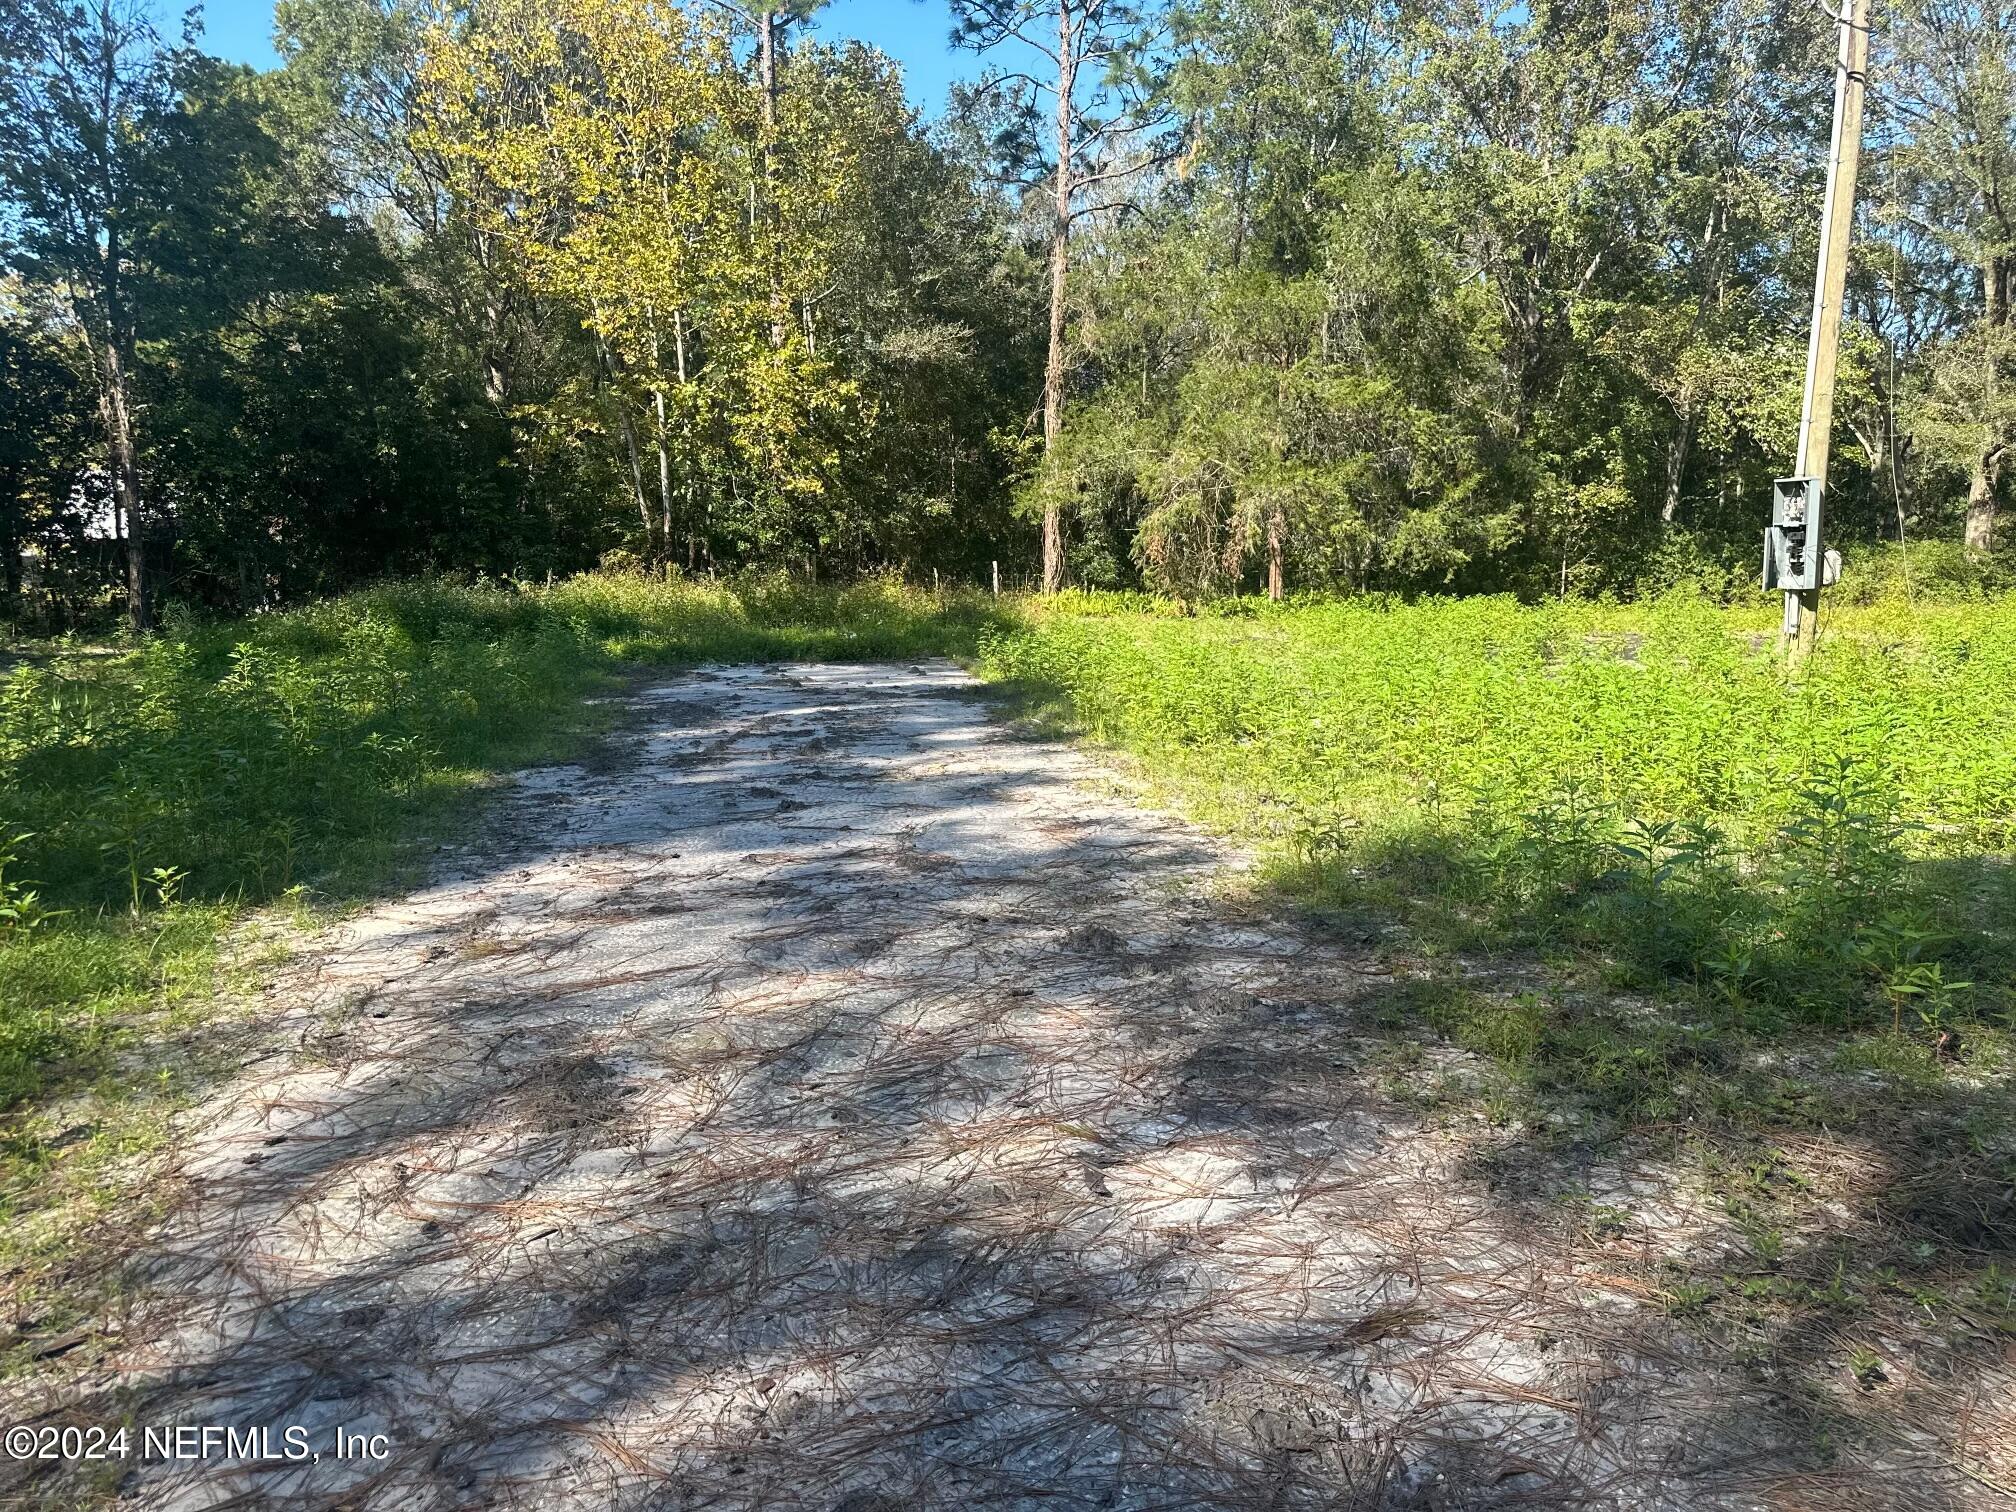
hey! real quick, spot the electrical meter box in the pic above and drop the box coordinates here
[1763,475,1841,592]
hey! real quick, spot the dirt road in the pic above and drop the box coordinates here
[19,664,1928,1508]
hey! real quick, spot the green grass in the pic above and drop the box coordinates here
[1,571,1009,1108]
[980,590,2016,1065]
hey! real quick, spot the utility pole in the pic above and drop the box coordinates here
[1775,0,1869,658]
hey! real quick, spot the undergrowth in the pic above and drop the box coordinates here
[979,591,2016,1123]
[12,576,2011,1151]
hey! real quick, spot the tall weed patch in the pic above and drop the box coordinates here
[980,593,2016,1054]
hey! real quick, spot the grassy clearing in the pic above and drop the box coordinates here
[979,589,2016,1369]
[0,573,1006,1352]
[21,575,2007,1144]
[6,571,2013,1406]
[982,591,2016,1053]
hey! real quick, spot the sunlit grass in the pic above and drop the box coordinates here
[980,589,2016,1119]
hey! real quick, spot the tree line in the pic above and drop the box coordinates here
[2,0,2011,628]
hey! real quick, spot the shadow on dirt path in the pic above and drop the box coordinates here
[2,663,1991,1509]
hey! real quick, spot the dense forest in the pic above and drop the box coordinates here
[2,0,2013,626]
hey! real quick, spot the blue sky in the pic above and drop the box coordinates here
[192,0,991,113]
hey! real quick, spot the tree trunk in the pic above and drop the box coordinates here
[1662,399,1693,525]
[618,404,653,547]
[1886,372,1911,538]
[1965,446,2002,552]
[1230,96,1257,270]
[1266,503,1285,600]
[670,310,696,559]
[653,387,674,548]
[1039,8,1077,596]
[757,10,787,350]
[596,328,654,551]
[1966,253,2011,553]
[478,266,513,410]
[101,336,148,632]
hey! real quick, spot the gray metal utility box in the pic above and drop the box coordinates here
[1763,475,1841,592]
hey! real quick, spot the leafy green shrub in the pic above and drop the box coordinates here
[1833,540,2016,606]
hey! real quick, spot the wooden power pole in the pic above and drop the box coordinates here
[1780,0,1870,657]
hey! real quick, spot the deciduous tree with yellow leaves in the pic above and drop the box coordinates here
[415,0,861,563]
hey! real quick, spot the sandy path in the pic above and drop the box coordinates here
[29,664,1857,1508]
